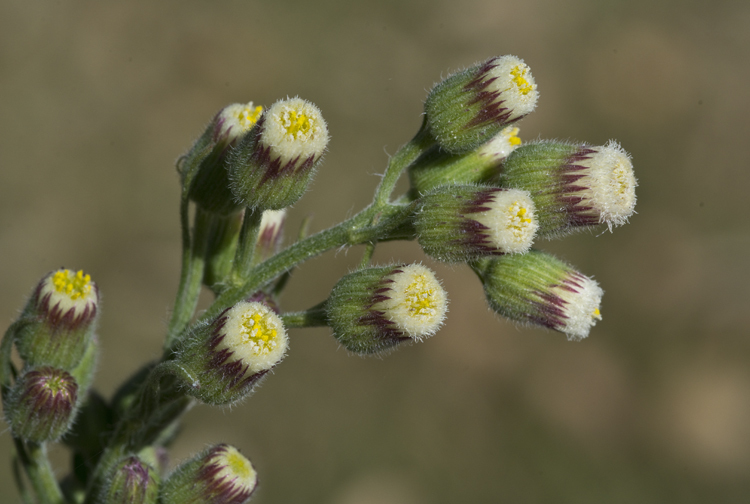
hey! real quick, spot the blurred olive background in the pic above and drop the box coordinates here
[1,0,749,502]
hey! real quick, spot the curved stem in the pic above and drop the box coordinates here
[374,117,433,205]
[14,440,66,504]
[197,200,418,327]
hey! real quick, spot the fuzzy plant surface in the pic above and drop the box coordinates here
[1,54,637,504]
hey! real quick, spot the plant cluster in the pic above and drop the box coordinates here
[1,54,636,503]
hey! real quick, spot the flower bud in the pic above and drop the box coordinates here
[253,209,286,265]
[101,456,160,504]
[499,140,637,237]
[228,97,329,210]
[5,366,78,442]
[409,126,522,194]
[172,301,288,405]
[161,444,258,504]
[186,102,264,215]
[327,264,448,355]
[16,268,99,370]
[415,185,538,262]
[473,251,603,340]
[425,55,538,154]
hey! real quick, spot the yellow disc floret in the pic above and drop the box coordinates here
[52,269,92,300]
[219,301,288,377]
[39,268,98,317]
[280,109,313,141]
[239,311,279,356]
[235,103,263,130]
[378,264,448,339]
[510,65,534,95]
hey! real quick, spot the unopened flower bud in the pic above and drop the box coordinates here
[327,264,448,355]
[415,185,538,262]
[172,301,288,405]
[253,209,286,265]
[5,366,78,442]
[425,55,538,154]
[473,251,604,340]
[161,444,258,504]
[409,126,522,194]
[16,268,99,370]
[101,456,160,504]
[186,102,264,215]
[229,97,329,210]
[499,140,637,236]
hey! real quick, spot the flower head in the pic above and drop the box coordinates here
[415,185,538,261]
[161,444,258,504]
[17,268,99,370]
[173,301,288,405]
[187,102,264,215]
[425,55,538,154]
[474,251,604,340]
[499,140,637,237]
[6,366,79,442]
[101,456,160,504]
[229,97,329,210]
[327,264,448,355]
[253,209,286,265]
[214,102,264,148]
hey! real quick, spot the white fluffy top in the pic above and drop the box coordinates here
[209,445,258,494]
[557,274,604,341]
[581,140,637,230]
[218,301,288,377]
[216,102,263,144]
[376,264,448,339]
[260,97,329,164]
[473,189,538,254]
[484,55,539,120]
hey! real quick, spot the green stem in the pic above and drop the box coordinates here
[374,117,433,206]
[14,440,66,504]
[13,454,33,504]
[282,301,329,328]
[197,200,418,327]
[165,201,209,349]
[230,207,262,284]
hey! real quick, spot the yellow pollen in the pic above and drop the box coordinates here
[506,201,533,238]
[51,269,92,301]
[510,65,533,95]
[235,105,263,130]
[281,110,313,140]
[507,127,522,146]
[612,161,630,197]
[403,275,437,318]
[592,308,602,320]
[239,311,278,355]
[224,451,253,479]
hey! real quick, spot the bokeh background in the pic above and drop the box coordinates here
[1,0,749,502]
